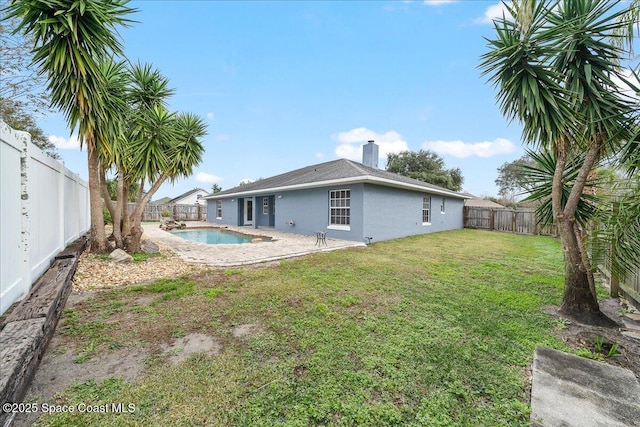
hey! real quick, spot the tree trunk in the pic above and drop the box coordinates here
[557,216,600,317]
[553,136,615,326]
[88,143,107,253]
[99,169,123,249]
[574,222,596,301]
[121,181,129,239]
[125,174,168,252]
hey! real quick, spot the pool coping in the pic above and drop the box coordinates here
[143,222,367,267]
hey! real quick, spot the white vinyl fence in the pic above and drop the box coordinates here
[0,120,89,315]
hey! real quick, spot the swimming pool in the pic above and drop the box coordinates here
[168,228,268,245]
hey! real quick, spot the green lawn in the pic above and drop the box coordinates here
[39,229,570,426]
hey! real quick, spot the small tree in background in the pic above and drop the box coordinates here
[495,155,534,203]
[386,150,464,191]
[0,98,58,158]
[0,0,57,157]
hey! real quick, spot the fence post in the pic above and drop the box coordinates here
[610,202,621,297]
[57,159,65,250]
[489,209,495,231]
[17,130,32,298]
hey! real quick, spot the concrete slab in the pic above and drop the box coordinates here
[531,346,640,427]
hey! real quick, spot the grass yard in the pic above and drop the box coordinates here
[37,229,571,426]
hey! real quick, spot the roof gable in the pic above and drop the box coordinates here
[171,188,208,203]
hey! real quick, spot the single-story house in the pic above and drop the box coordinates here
[205,142,468,243]
[170,188,209,205]
[148,196,171,207]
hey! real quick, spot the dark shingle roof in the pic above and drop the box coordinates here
[206,159,467,200]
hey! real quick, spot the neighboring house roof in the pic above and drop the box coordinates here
[148,196,171,206]
[205,159,468,200]
[170,188,209,203]
[464,197,505,208]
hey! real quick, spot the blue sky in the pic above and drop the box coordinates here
[43,0,525,200]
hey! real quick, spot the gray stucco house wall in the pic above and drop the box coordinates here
[361,184,463,242]
[206,143,468,243]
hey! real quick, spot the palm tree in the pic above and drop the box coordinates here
[480,0,639,325]
[126,110,207,252]
[93,59,129,249]
[5,0,136,253]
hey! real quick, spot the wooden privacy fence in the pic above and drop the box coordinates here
[463,207,558,236]
[599,246,640,310]
[464,206,640,308]
[127,203,207,222]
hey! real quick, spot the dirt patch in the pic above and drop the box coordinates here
[12,334,146,427]
[233,323,265,339]
[162,333,222,365]
[545,298,640,380]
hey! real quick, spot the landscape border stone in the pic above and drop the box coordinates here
[0,236,87,427]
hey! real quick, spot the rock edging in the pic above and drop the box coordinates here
[0,236,87,426]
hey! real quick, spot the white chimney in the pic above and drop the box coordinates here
[362,140,379,169]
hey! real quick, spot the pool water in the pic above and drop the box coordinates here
[169,228,266,245]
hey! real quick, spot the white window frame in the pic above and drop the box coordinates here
[422,195,431,225]
[263,197,269,215]
[440,196,446,214]
[328,189,351,230]
[216,200,222,219]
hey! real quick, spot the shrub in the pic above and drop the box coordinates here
[102,208,112,224]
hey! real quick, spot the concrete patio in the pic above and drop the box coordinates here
[143,222,366,267]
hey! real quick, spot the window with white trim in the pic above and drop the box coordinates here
[263,197,269,215]
[216,200,222,219]
[440,197,445,214]
[329,189,350,226]
[422,196,431,224]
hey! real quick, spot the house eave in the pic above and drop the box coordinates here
[205,176,468,200]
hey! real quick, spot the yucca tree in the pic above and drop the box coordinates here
[520,148,600,298]
[113,63,206,252]
[126,109,207,252]
[93,59,129,249]
[98,62,175,250]
[480,0,639,325]
[5,0,136,253]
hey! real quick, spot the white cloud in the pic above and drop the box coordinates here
[216,134,231,141]
[239,178,254,185]
[207,112,215,120]
[423,0,457,6]
[315,152,325,159]
[332,127,409,163]
[195,172,222,184]
[48,134,80,150]
[422,138,515,158]
[475,2,512,24]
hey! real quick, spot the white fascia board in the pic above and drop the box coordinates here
[204,176,467,200]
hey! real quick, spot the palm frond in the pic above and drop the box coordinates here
[520,148,599,227]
